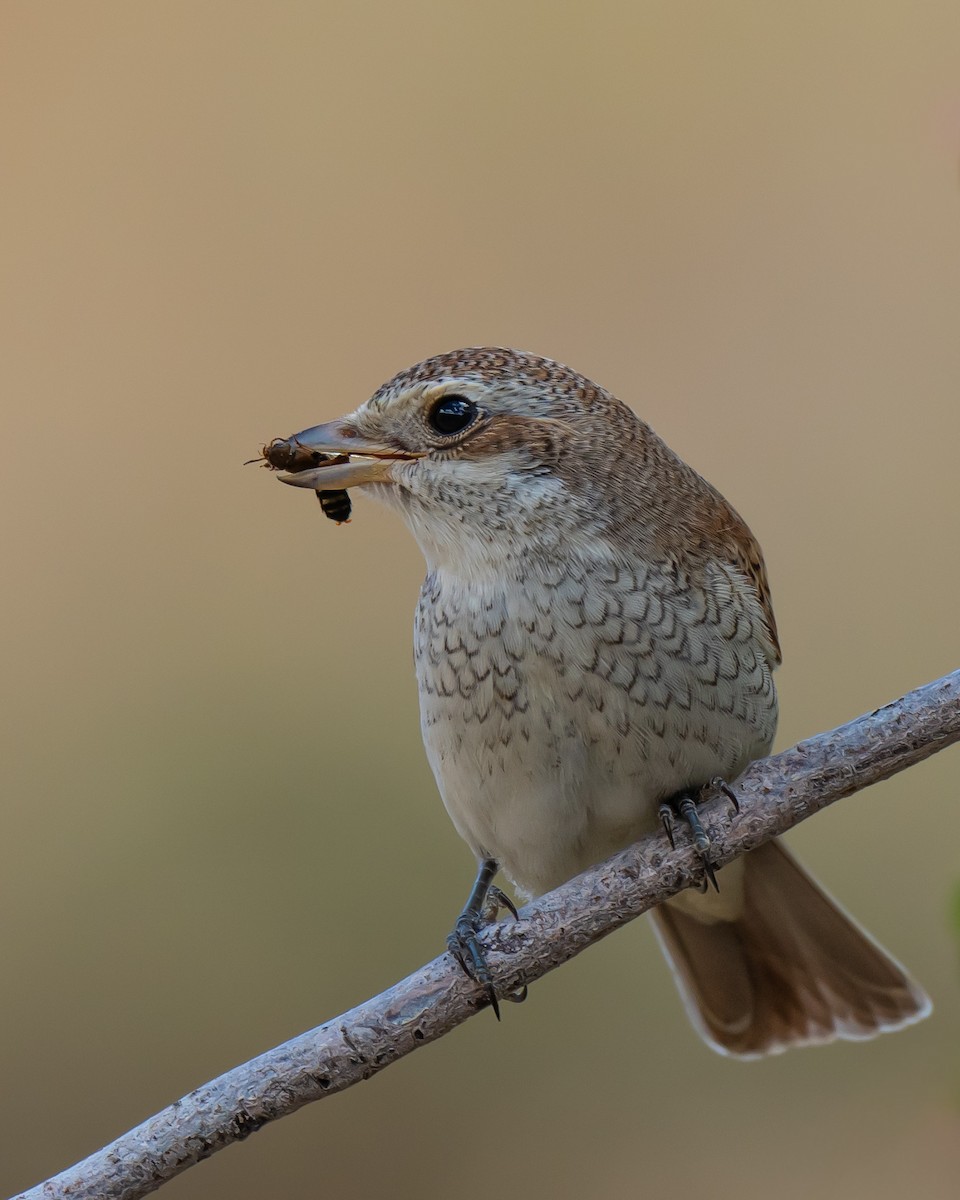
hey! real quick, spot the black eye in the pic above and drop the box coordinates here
[428,394,478,436]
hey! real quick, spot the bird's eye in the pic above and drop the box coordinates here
[427,394,478,436]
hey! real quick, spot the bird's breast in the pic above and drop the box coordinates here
[414,552,777,896]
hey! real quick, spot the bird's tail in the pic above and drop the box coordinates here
[650,840,931,1057]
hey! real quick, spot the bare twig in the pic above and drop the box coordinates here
[14,670,960,1200]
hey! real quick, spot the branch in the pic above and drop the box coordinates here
[15,670,960,1200]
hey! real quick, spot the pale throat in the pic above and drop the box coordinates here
[376,460,594,584]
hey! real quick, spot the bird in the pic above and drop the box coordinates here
[269,347,931,1056]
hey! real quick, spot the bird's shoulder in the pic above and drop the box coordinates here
[590,424,782,667]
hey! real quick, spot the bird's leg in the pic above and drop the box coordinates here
[447,857,503,1018]
[658,777,740,893]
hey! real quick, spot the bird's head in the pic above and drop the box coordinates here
[271,347,657,575]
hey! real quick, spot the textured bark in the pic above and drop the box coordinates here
[15,670,960,1200]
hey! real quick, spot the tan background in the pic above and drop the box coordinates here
[2,3,959,1197]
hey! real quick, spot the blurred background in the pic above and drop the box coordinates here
[2,3,959,1197]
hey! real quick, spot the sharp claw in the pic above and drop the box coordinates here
[658,802,677,849]
[486,985,502,1020]
[710,777,740,814]
[486,885,519,922]
[703,858,720,892]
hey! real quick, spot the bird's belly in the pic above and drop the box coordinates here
[415,566,778,898]
[421,690,759,896]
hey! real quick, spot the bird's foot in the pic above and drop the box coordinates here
[659,777,739,893]
[485,887,528,1005]
[447,862,527,1018]
[447,910,502,1018]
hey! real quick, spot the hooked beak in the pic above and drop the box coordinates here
[265,420,423,489]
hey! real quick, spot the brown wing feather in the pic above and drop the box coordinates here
[714,510,781,666]
[622,426,783,668]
